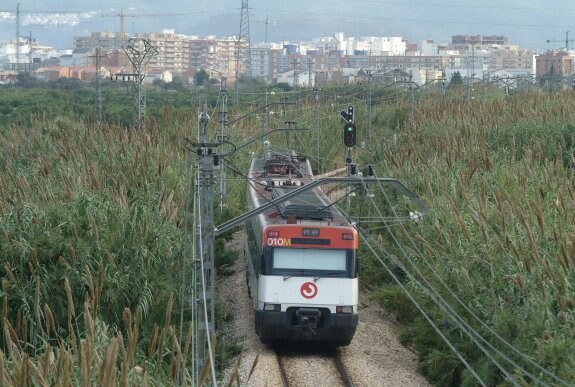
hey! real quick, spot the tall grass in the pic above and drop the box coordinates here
[6,84,572,385]
[0,110,200,383]
[366,88,575,385]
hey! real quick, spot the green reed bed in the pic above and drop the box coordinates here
[0,112,204,385]
[366,89,575,385]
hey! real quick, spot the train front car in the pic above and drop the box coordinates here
[257,224,359,345]
[246,150,359,346]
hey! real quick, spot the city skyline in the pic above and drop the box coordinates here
[1,1,575,50]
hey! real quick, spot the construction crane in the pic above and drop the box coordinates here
[253,15,277,44]
[101,8,186,49]
[547,31,575,51]
[0,3,73,71]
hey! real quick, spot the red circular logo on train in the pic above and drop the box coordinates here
[300,282,318,299]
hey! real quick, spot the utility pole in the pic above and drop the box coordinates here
[291,58,299,87]
[264,15,270,44]
[408,83,414,121]
[193,103,217,383]
[15,3,20,72]
[218,79,229,211]
[313,87,320,173]
[91,48,108,126]
[263,88,269,138]
[307,58,313,87]
[366,69,372,148]
[28,31,33,76]
[120,39,158,132]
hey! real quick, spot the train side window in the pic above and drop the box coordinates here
[262,247,273,275]
[246,222,262,273]
[348,250,359,277]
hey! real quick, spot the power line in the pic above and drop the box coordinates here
[368,183,572,385]
[359,232,488,386]
[251,7,575,29]
[358,174,568,385]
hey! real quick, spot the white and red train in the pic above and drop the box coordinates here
[245,149,359,345]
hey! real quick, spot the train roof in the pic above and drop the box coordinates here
[247,149,351,227]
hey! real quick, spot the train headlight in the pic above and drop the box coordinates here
[336,306,353,314]
[263,303,281,312]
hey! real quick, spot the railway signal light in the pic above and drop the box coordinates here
[343,122,357,147]
[349,163,357,175]
[367,165,375,177]
[340,105,354,123]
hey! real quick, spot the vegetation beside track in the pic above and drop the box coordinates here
[1,79,574,385]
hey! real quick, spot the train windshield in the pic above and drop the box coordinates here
[271,248,350,276]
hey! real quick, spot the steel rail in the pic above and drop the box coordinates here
[275,348,354,387]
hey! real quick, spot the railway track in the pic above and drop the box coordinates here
[275,347,354,387]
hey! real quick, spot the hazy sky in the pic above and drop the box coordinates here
[1,0,574,50]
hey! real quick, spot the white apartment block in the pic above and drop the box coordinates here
[486,49,536,73]
[355,36,406,56]
[23,29,537,84]
[419,39,439,56]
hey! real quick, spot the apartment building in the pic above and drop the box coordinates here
[487,48,535,73]
[535,51,575,77]
[74,31,128,51]
[268,48,291,81]
[132,30,190,74]
[216,36,239,80]
[249,47,271,79]
[190,36,219,70]
[452,34,508,50]
[189,35,240,80]
[29,29,543,85]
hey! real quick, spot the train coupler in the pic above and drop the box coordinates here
[294,308,322,334]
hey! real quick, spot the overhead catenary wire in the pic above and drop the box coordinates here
[368,176,572,386]
[340,195,522,383]
[358,225,525,386]
[358,173,562,385]
[272,83,566,384]
[360,191,533,384]
[189,74,571,384]
[191,188,198,384]
[359,231,488,387]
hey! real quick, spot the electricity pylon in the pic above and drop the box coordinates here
[234,0,251,101]
[122,39,158,132]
